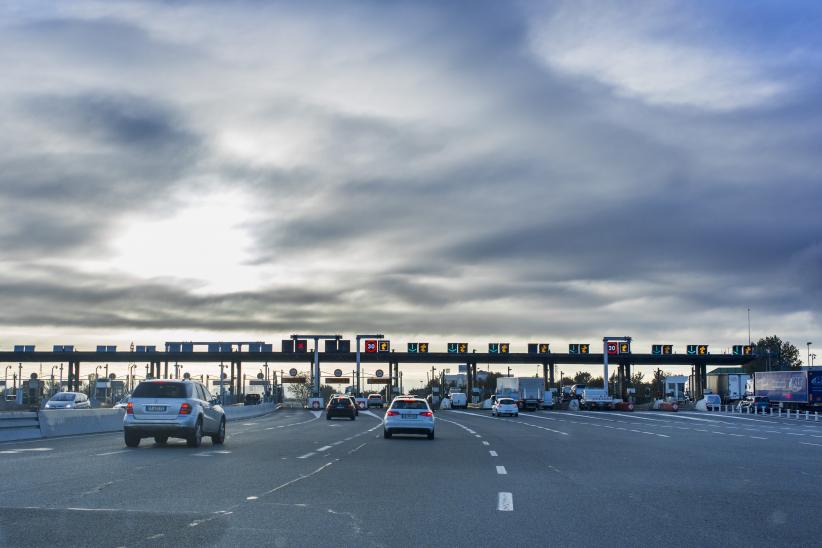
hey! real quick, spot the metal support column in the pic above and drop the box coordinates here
[236,361,243,399]
[164,361,168,379]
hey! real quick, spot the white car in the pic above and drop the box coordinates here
[44,392,91,409]
[383,397,435,439]
[491,397,518,417]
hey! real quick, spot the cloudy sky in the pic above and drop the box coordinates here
[1,0,821,377]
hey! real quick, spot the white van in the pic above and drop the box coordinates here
[449,392,467,409]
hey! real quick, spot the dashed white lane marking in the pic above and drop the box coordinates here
[498,492,514,511]
[497,492,514,512]
[147,533,165,540]
[489,450,498,457]
[317,445,333,452]
[482,441,490,446]
[0,447,54,455]
[246,496,258,501]
[800,442,822,447]
[475,434,482,438]
[750,436,768,440]
[496,466,507,475]
[297,452,316,459]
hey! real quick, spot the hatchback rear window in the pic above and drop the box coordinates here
[132,382,191,399]
[499,398,515,405]
[51,393,76,401]
[391,400,428,410]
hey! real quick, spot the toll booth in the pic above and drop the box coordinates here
[664,375,688,402]
[247,379,270,404]
[22,378,45,406]
[94,380,126,404]
[211,380,232,403]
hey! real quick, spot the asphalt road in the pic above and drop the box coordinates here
[1,407,821,547]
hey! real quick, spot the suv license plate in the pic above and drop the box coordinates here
[146,405,166,412]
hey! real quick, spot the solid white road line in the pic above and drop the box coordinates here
[496,466,507,475]
[497,492,514,511]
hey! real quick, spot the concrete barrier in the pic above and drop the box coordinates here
[0,411,42,442]
[224,402,281,421]
[39,408,125,438]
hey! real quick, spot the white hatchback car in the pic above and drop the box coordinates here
[383,397,435,439]
[492,397,519,417]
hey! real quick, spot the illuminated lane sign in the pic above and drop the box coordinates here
[698,345,708,355]
[569,344,579,354]
[607,342,618,355]
[663,345,673,355]
[687,345,698,355]
[580,344,589,354]
[419,343,429,353]
[619,342,631,354]
[458,343,468,353]
[539,344,550,354]
[652,345,662,355]
[448,343,458,354]
[489,343,499,354]
[295,339,308,353]
[408,343,418,353]
[743,345,752,355]
[500,343,510,354]
[378,340,391,352]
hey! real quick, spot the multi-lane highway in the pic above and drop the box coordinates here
[1,407,820,547]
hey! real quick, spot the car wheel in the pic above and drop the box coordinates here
[383,429,392,439]
[514,413,518,417]
[187,419,203,448]
[154,435,168,445]
[211,418,226,445]
[124,432,140,448]
[427,430,435,440]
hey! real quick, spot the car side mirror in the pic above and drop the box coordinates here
[211,397,220,405]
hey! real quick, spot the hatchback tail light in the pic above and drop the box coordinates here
[179,403,192,415]
[386,410,399,416]
[126,402,133,415]
[420,411,433,417]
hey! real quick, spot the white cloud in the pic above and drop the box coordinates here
[526,1,787,110]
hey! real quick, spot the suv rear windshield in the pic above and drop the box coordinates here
[132,382,191,399]
[391,400,428,410]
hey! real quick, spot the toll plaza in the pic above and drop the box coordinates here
[0,339,755,406]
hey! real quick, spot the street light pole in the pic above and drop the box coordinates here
[807,342,813,368]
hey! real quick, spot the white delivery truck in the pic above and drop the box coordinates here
[580,388,614,410]
[496,377,545,411]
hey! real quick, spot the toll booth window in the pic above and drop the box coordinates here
[132,383,191,398]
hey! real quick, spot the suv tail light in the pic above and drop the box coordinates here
[420,411,433,417]
[126,402,133,415]
[179,403,193,415]
[386,410,399,416]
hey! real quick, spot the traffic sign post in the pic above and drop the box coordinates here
[355,334,383,396]
[603,336,631,399]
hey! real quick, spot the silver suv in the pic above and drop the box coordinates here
[123,380,225,448]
